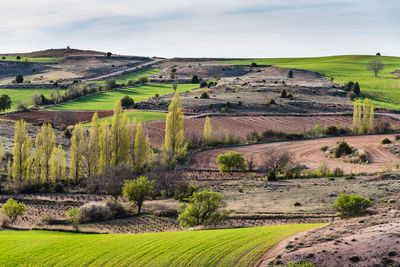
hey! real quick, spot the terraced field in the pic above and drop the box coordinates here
[83,110,167,126]
[48,84,199,111]
[0,56,59,63]
[0,224,324,266]
[0,88,65,110]
[226,55,400,110]
[90,68,162,85]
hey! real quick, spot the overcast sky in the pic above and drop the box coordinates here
[0,0,398,58]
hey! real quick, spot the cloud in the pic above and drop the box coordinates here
[0,0,398,57]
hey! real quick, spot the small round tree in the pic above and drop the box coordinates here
[66,207,80,231]
[333,194,371,218]
[106,52,112,57]
[280,89,288,98]
[216,152,246,173]
[0,94,12,112]
[15,75,24,84]
[367,60,384,77]
[178,190,230,228]
[120,95,134,107]
[1,198,26,225]
[288,70,293,78]
[190,75,199,83]
[123,176,154,214]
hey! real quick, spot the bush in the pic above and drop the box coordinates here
[15,74,24,83]
[269,99,276,104]
[16,102,29,112]
[200,92,210,99]
[0,94,12,112]
[64,128,72,139]
[31,93,44,107]
[106,200,128,219]
[251,62,258,67]
[320,146,329,152]
[288,70,293,78]
[332,194,371,218]
[79,202,112,223]
[190,75,199,83]
[104,78,117,91]
[286,261,315,267]
[16,56,21,60]
[334,141,352,158]
[178,190,230,228]
[333,167,344,177]
[345,81,354,91]
[1,198,26,225]
[106,52,112,57]
[200,81,207,88]
[381,138,392,144]
[67,207,80,231]
[280,89,287,98]
[120,95,134,107]
[395,135,400,141]
[266,170,277,181]
[138,76,149,85]
[216,152,246,173]
[353,82,360,95]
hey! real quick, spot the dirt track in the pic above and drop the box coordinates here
[189,134,400,173]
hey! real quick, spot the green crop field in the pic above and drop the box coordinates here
[0,88,64,110]
[226,55,400,110]
[90,68,162,85]
[83,110,167,126]
[0,56,59,63]
[48,83,200,111]
[0,223,324,266]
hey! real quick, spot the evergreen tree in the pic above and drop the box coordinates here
[203,116,213,146]
[12,120,32,188]
[50,145,66,183]
[35,123,56,182]
[134,123,153,172]
[163,93,187,165]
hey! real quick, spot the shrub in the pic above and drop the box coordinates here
[106,52,112,57]
[1,56,5,60]
[79,202,112,223]
[67,207,80,231]
[16,102,29,112]
[120,95,134,107]
[178,190,230,228]
[288,70,293,78]
[266,170,277,181]
[251,62,258,67]
[1,198,26,225]
[0,94,12,112]
[123,176,155,214]
[381,138,392,144]
[288,93,293,100]
[353,82,360,95]
[31,93,44,107]
[332,194,371,218]
[216,152,246,173]
[334,141,352,158]
[106,200,128,219]
[294,202,302,206]
[15,74,24,83]
[348,92,357,100]
[320,146,329,152]
[16,56,21,60]
[395,135,400,141]
[104,78,117,91]
[200,92,209,99]
[280,89,288,98]
[200,81,207,88]
[286,261,315,267]
[64,128,72,139]
[345,81,354,91]
[333,167,344,177]
[138,76,149,85]
[190,75,199,83]
[269,98,276,104]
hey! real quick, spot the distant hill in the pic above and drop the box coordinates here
[2,48,106,58]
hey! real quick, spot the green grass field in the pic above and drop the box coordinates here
[48,83,199,111]
[226,55,400,110]
[0,223,324,266]
[90,68,162,85]
[0,88,64,110]
[0,56,59,63]
[83,110,167,126]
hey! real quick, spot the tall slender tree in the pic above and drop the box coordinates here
[49,145,66,183]
[35,123,56,182]
[84,113,101,177]
[163,93,187,165]
[99,121,112,175]
[69,123,85,184]
[110,101,130,166]
[203,116,213,146]
[12,119,32,188]
[134,123,153,172]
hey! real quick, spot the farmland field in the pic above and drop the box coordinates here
[83,110,167,126]
[0,56,59,63]
[226,55,400,110]
[47,83,200,110]
[0,88,64,110]
[90,68,162,85]
[0,224,323,266]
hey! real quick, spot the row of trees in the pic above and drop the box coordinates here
[352,99,374,134]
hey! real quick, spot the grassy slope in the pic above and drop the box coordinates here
[90,68,162,85]
[0,56,59,63]
[0,224,324,266]
[83,110,167,126]
[226,55,400,110]
[48,84,200,111]
[0,88,64,110]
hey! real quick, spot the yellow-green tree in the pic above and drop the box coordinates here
[163,93,187,165]
[12,119,32,188]
[50,145,66,182]
[35,123,56,182]
[352,99,374,134]
[0,138,3,171]
[129,118,138,164]
[28,153,40,183]
[69,123,85,184]
[84,113,101,177]
[110,101,130,166]
[7,157,11,182]
[134,123,154,172]
[99,121,112,174]
[203,116,213,146]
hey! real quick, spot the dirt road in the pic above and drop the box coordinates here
[189,134,400,173]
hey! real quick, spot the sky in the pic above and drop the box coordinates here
[0,0,399,58]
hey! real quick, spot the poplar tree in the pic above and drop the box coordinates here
[352,99,362,133]
[0,138,3,169]
[50,145,66,183]
[69,123,85,184]
[12,119,32,188]
[163,93,187,165]
[110,101,130,166]
[129,118,138,165]
[7,157,11,182]
[85,113,101,177]
[362,99,374,133]
[99,121,112,174]
[203,116,213,146]
[35,123,56,182]
[134,123,153,172]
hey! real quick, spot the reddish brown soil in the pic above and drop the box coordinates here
[189,134,400,173]
[143,114,399,148]
[0,110,113,126]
